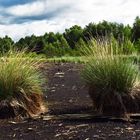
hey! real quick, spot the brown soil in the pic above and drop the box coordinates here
[0,62,140,140]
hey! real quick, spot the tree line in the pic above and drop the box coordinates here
[1,16,140,57]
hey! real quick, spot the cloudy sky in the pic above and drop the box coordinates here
[0,0,140,41]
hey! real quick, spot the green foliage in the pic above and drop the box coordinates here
[134,38,140,53]
[64,25,83,49]
[82,37,140,116]
[47,56,86,63]
[0,36,14,53]
[0,50,44,100]
[82,38,140,94]
[75,38,87,49]
[132,16,140,42]
[122,38,136,54]
[1,17,140,57]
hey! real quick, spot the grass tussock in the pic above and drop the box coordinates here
[0,50,47,118]
[81,38,140,117]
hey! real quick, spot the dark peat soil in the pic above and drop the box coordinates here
[0,62,140,140]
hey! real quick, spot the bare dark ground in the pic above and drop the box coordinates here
[0,63,140,140]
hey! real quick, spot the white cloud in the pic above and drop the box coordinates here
[6,0,47,17]
[0,19,76,41]
[5,0,72,17]
[60,0,140,25]
[1,0,140,41]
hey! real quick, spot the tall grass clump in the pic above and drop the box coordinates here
[0,50,46,118]
[81,38,140,117]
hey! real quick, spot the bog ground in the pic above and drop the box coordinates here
[0,62,140,140]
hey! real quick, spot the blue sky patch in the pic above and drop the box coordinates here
[0,0,34,7]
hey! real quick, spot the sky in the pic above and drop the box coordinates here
[0,0,140,41]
